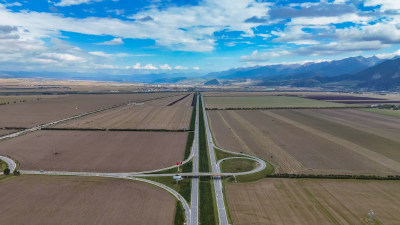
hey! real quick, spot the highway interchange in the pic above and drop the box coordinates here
[0,93,266,225]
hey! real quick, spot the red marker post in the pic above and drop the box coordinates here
[176,161,183,172]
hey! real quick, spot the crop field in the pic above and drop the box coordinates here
[0,176,175,225]
[302,94,400,104]
[0,130,187,172]
[204,96,345,109]
[0,92,182,128]
[207,108,400,175]
[54,93,194,130]
[226,178,400,225]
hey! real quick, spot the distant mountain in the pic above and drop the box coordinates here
[204,79,221,85]
[345,58,400,90]
[259,58,400,91]
[206,56,382,80]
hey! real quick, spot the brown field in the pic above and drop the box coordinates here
[55,94,193,130]
[0,130,187,172]
[0,129,18,136]
[203,91,400,101]
[0,175,175,225]
[208,108,400,175]
[0,92,183,128]
[226,178,400,225]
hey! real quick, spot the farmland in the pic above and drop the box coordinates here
[207,108,400,175]
[0,129,19,136]
[226,178,400,225]
[204,96,346,109]
[0,130,187,172]
[0,176,175,225]
[0,92,183,128]
[361,108,400,118]
[54,93,194,130]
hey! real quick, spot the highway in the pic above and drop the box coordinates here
[190,94,200,225]
[201,96,229,225]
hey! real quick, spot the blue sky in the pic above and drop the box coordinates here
[0,0,400,75]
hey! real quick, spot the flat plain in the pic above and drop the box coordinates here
[361,108,400,118]
[55,93,194,130]
[0,129,19,136]
[204,96,345,109]
[208,108,400,175]
[0,176,175,225]
[0,92,180,128]
[0,130,187,172]
[226,178,400,225]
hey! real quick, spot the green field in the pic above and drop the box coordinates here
[204,96,346,109]
[0,160,8,171]
[220,158,256,173]
[361,108,400,118]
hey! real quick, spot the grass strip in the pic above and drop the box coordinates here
[214,148,238,161]
[189,93,197,130]
[199,177,218,225]
[235,161,274,183]
[184,132,194,159]
[0,160,8,171]
[198,98,210,173]
[220,158,257,173]
[174,201,185,225]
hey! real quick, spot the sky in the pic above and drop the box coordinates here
[1,0,400,75]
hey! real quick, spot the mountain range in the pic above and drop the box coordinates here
[205,56,400,91]
[1,55,400,91]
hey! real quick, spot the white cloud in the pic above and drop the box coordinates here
[132,63,141,69]
[106,9,125,16]
[289,13,370,26]
[294,40,389,55]
[174,65,188,70]
[364,0,400,12]
[193,66,200,70]
[97,38,124,45]
[89,51,112,57]
[159,64,172,70]
[336,23,400,44]
[39,52,85,62]
[289,40,319,45]
[376,49,400,59]
[0,0,272,52]
[143,64,158,70]
[257,33,271,39]
[4,2,22,7]
[240,50,290,62]
[89,51,129,58]
[53,0,103,7]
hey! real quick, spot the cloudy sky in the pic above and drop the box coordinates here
[1,0,400,74]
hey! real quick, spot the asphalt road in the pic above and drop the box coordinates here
[201,96,229,225]
[190,95,200,225]
[0,156,16,173]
